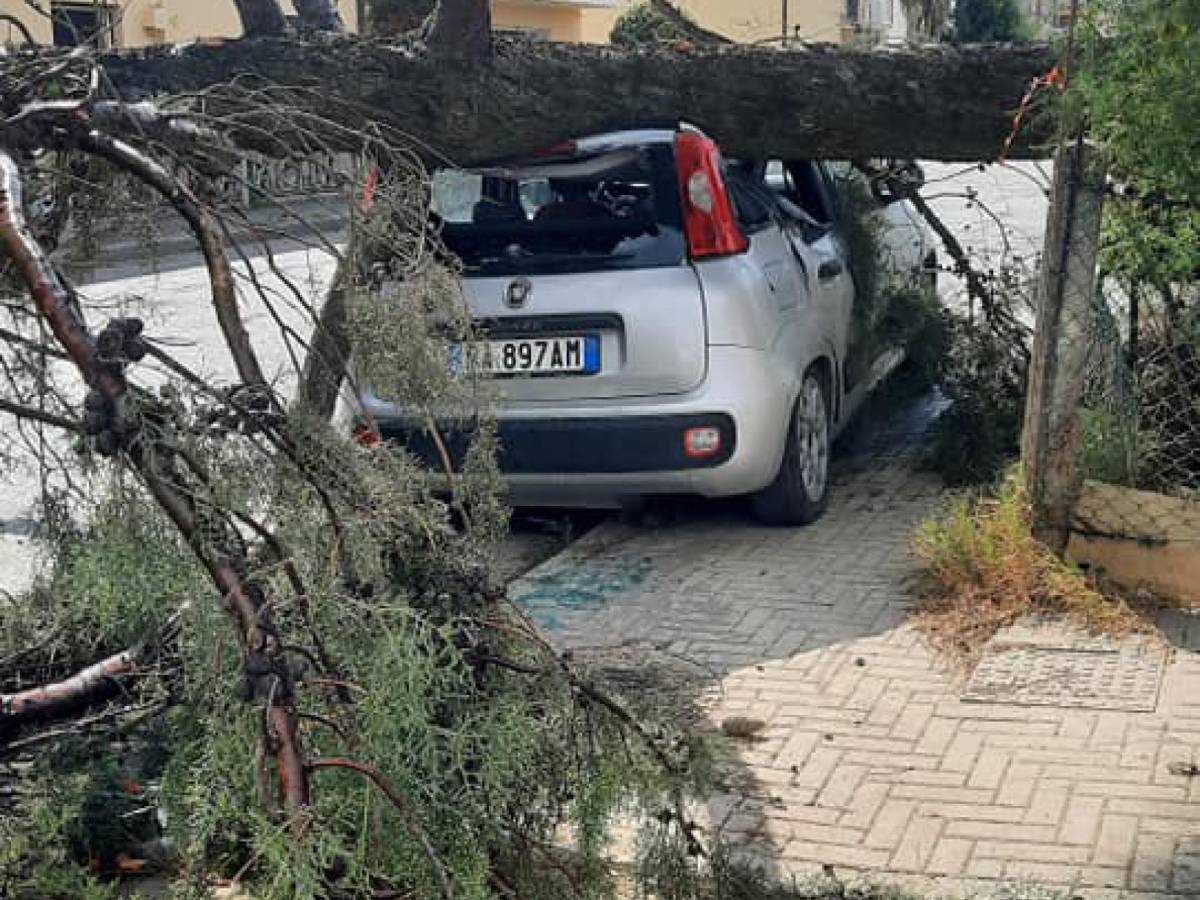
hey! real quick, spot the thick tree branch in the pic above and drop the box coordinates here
[232,0,287,37]
[296,259,350,421]
[1,649,135,728]
[294,0,344,32]
[426,0,491,59]
[100,39,1059,163]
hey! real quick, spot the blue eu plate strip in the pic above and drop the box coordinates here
[584,336,600,374]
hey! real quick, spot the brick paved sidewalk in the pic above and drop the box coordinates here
[510,394,1200,899]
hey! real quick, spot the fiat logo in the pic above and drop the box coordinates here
[504,277,532,309]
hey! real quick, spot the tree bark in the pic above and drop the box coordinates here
[296,260,350,421]
[102,39,1058,164]
[294,0,345,31]
[426,0,492,58]
[232,0,288,37]
[2,650,135,728]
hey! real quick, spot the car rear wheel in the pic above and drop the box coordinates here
[751,370,831,526]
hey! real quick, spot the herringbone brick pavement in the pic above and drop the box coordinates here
[510,396,1200,898]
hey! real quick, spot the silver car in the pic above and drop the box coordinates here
[356,127,930,524]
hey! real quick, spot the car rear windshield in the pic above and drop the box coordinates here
[432,143,686,277]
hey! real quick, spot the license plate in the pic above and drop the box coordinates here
[473,336,600,376]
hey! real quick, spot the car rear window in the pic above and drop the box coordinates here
[432,143,686,276]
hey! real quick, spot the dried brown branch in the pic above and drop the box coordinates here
[1,700,166,755]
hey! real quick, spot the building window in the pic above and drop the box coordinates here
[51,3,116,48]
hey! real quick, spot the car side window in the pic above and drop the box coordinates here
[724,170,776,234]
[769,160,835,228]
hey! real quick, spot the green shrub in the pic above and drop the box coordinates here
[954,0,1032,42]
[610,3,692,47]
[927,320,1028,486]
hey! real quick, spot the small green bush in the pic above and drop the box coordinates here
[927,321,1028,486]
[954,0,1032,42]
[610,3,693,47]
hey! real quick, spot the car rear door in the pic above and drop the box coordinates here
[724,169,807,316]
[770,161,853,370]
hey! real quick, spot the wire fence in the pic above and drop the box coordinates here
[1079,280,1200,504]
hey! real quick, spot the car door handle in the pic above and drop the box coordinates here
[817,258,844,282]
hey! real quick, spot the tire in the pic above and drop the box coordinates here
[751,370,832,526]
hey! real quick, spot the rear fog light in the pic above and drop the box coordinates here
[684,427,721,457]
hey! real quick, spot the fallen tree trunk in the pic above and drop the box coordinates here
[102,38,1058,163]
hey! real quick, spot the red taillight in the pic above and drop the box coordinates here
[675,132,748,260]
[353,421,381,448]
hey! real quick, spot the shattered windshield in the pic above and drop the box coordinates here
[432,143,686,276]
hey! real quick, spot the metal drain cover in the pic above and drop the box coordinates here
[962,637,1166,712]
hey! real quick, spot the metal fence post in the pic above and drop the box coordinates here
[1021,140,1107,550]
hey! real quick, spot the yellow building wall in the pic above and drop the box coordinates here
[678,0,847,44]
[579,5,622,43]
[571,0,851,45]
[0,0,53,43]
[492,0,585,42]
[0,1,358,47]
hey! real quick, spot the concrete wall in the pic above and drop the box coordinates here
[1067,480,1200,604]
[0,1,358,47]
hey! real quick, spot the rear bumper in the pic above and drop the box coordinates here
[379,413,736,474]
[361,345,795,507]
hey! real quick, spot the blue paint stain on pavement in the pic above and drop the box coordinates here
[513,554,653,630]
